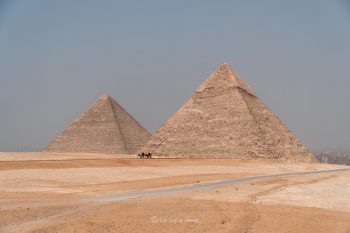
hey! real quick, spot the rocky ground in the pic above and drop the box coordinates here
[0,152,349,233]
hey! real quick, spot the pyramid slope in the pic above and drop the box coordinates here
[108,97,151,153]
[44,95,150,154]
[142,64,315,163]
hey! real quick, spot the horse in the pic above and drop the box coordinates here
[137,152,152,159]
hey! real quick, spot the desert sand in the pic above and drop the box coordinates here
[0,152,349,233]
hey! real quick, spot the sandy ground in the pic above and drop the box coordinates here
[0,152,349,233]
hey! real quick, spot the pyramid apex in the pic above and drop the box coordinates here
[216,62,234,72]
[196,63,255,96]
[99,95,111,101]
[218,62,232,68]
[220,62,230,66]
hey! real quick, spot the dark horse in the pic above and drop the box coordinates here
[137,152,152,159]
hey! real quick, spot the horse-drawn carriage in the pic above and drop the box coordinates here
[137,152,152,159]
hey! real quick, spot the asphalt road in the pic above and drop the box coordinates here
[94,167,350,202]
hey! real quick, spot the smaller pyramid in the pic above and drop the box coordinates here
[44,95,150,154]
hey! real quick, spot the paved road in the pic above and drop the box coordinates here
[94,168,350,202]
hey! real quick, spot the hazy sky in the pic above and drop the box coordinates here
[0,0,349,152]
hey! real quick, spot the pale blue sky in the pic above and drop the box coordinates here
[0,0,349,151]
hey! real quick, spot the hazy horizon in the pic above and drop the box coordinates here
[1,1,350,152]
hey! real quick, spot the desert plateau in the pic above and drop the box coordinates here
[0,152,349,233]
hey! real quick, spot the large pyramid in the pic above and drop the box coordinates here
[142,63,315,163]
[44,95,150,154]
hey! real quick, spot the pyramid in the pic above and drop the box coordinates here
[142,63,315,163]
[44,95,151,154]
